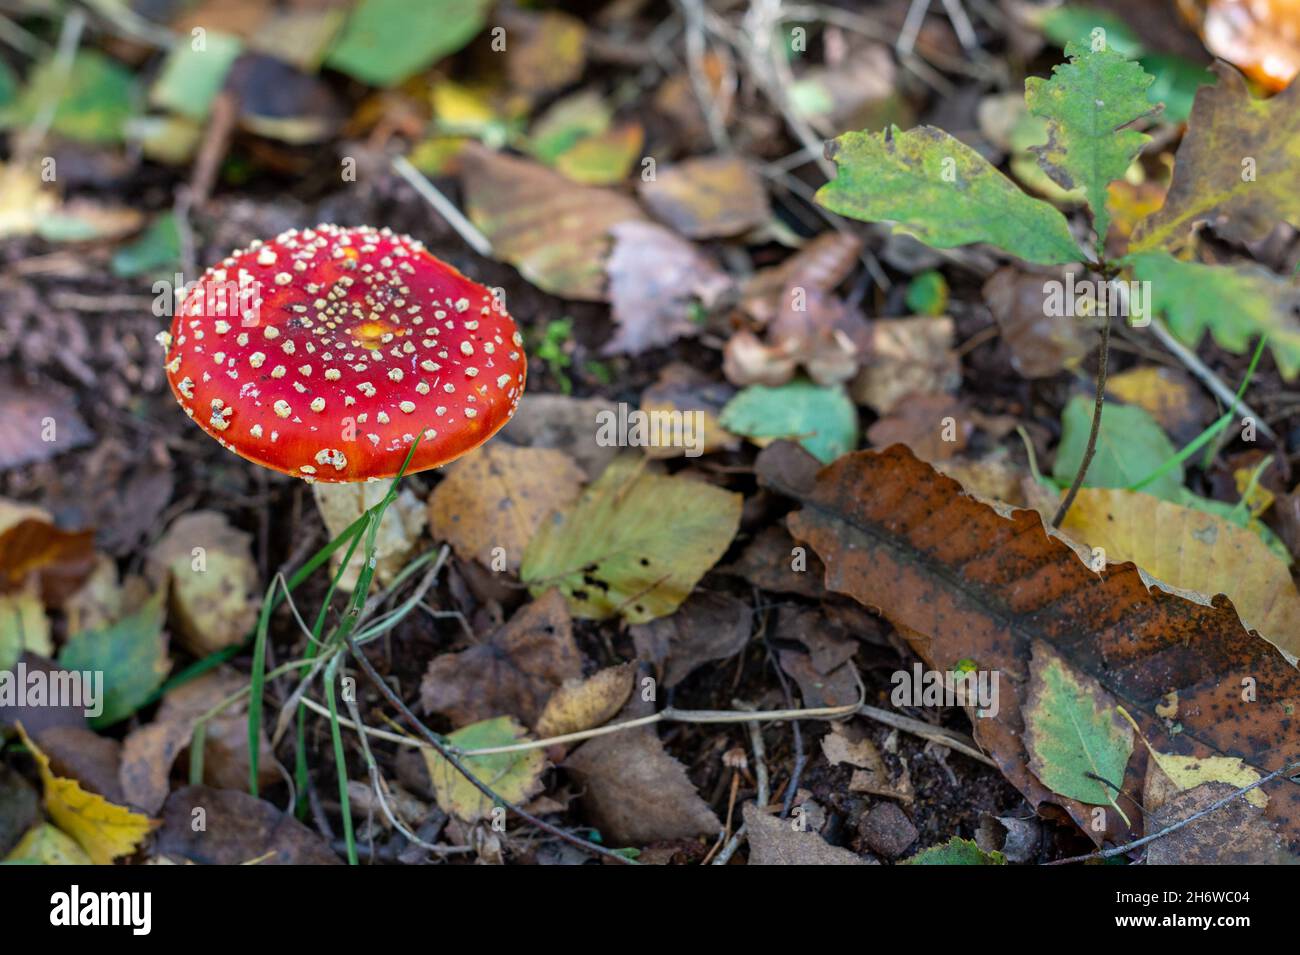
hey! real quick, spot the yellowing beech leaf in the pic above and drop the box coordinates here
[1062,487,1300,657]
[521,457,742,623]
[1130,62,1300,253]
[16,723,156,864]
[816,125,1083,265]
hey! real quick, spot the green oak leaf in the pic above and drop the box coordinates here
[1053,396,1183,501]
[816,125,1082,266]
[1023,642,1134,822]
[1127,250,1300,379]
[1025,42,1155,250]
[904,836,1006,865]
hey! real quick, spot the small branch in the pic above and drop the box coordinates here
[1052,316,1112,528]
[391,155,493,258]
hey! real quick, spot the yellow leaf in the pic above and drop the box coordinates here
[16,723,157,864]
[5,823,93,864]
[1062,488,1300,656]
[1151,751,1268,809]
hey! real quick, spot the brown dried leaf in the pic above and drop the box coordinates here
[419,589,582,728]
[603,220,733,356]
[155,785,341,864]
[0,374,93,469]
[740,232,863,325]
[639,155,770,239]
[783,444,1300,849]
[428,443,585,572]
[535,662,635,739]
[850,317,960,414]
[742,802,868,865]
[630,591,751,688]
[982,267,1092,379]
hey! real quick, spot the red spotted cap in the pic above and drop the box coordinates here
[158,225,526,482]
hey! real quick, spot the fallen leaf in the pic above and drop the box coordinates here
[521,457,742,624]
[0,373,93,469]
[726,288,870,388]
[630,591,751,688]
[1105,366,1212,443]
[1053,395,1182,500]
[4,823,92,864]
[742,802,867,865]
[535,663,636,739]
[982,267,1093,379]
[148,511,259,655]
[58,592,169,729]
[324,0,490,87]
[499,393,621,480]
[155,785,340,864]
[720,379,858,464]
[1131,61,1300,252]
[35,726,123,803]
[428,443,584,572]
[1023,643,1135,816]
[311,482,427,591]
[851,317,960,414]
[0,763,38,856]
[777,648,860,708]
[740,232,863,325]
[866,392,970,462]
[554,122,643,185]
[603,220,733,356]
[903,836,1006,865]
[638,363,739,459]
[1144,781,1292,864]
[1199,0,1300,91]
[461,143,646,300]
[639,155,770,239]
[1062,487,1300,656]
[15,724,156,865]
[506,10,587,97]
[782,444,1300,848]
[422,716,547,822]
[564,725,720,845]
[0,583,51,672]
[0,501,94,604]
[419,589,582,728]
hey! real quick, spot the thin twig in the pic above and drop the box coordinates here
[1052,317,1112,527]
[391,155,493,258]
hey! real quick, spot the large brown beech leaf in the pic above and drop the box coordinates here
[782,444,1300,850]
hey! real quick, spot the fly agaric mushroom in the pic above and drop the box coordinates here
[157,224,526,482]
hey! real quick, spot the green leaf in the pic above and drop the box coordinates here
[1139,54,1213,125]
[816,125,1082,265]
[1127,250,1300,379]
[719,379,857,465]
[904,270,949,316]
[149,32,243,122]
[1052,395,1182,501]
[520,457,742,624]
[1024,42,1154,248]
[57,593,168,729]
[325,0,490,88]
[1,51,137,144]
[420,716,545,822]
[904,836,1006,865]
[1023,643,1134,819]
[111,212,181,279]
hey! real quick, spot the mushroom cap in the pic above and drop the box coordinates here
[159,225,526,482]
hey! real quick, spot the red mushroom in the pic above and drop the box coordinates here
[158,224,526,482]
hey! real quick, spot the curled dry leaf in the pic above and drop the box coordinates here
[603,220,733,356]
[781,444,1300,849]
[1062,487,1300,656]
[428,443,585,572]
[740,232,863,325]
[850,317,960,414]
[725,288,870,388]
[461,143,646,300]
[1144,781,1291,864]
[312,481,426,592]
[535,662,636,740]
[639,363,740,459]
[148,511,258,656]
[638,155,771,239]
[419,588,582,729]
[0,500,94,605]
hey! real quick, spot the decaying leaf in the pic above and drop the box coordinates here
[639,363,740,459]
[740,232,863,325]
[782,444,1300,849]
[0,501,95,604]
[1131,62,1300,252]
[506,9,587,97]
[146,511,257,657]
[312,482,427,592]
[603,220,733,356]
[720,380,858,465]
[982,267,1093,379]
[155,785,340,864]
[461,143,646,300]
[422,716,546,822]
[4,823,92,864]
[535,663,636,739]
[638,155,770,239]
[521,457,742,624]
[630,591,751,688]
[15,723,156,865]
[428,443,584,572]
[742,802,867,865]
[419,589,582,728]
[1105,366,1212,443]
[1062,487,1300,656]
[1144,781,1292,864]
[851,317,959,414]
[564,723,720,845]
[0,373,93,470]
